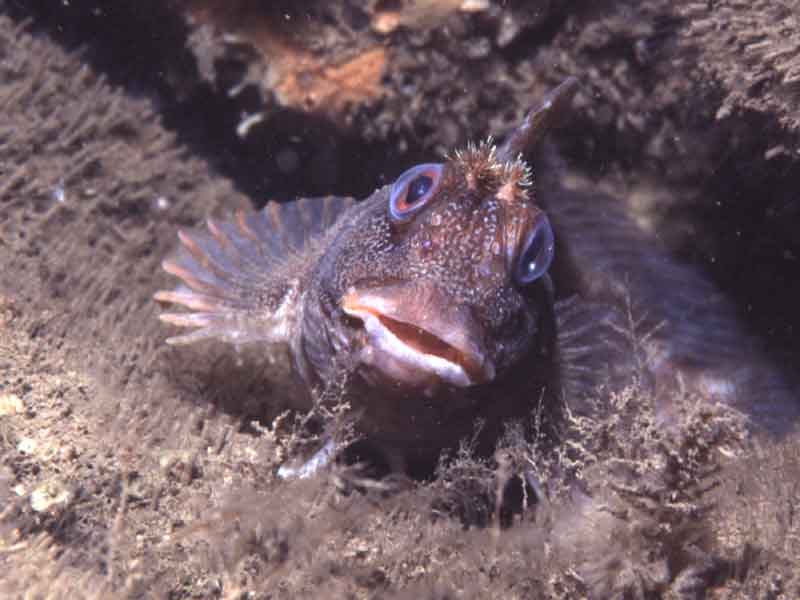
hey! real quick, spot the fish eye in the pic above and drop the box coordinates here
[515,215,555,285]
[389,163,444,223]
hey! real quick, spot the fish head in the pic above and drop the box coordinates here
[330,142,556,394]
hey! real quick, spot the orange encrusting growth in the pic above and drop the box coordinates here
[185,1,387,119]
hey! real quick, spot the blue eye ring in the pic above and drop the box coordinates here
[389,163,444,223]
[515,214,555,285]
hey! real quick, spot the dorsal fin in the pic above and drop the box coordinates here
[547,177,800,432]
[155,195,355,346]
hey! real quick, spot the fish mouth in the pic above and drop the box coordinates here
[342,287,495,388]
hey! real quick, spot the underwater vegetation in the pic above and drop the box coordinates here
[1,1,799,597]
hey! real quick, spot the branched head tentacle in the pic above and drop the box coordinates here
[452,138,533,203]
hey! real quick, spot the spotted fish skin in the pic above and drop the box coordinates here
[156,79,799,469]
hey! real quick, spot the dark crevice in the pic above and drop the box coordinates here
[494,1,573,63]
[2,0,403,207]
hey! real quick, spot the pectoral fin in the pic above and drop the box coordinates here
[155,195,355,347]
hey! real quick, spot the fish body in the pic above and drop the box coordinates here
[157,79,799,470]
[157,141,559,463]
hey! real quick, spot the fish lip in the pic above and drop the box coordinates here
[342,289,496,388]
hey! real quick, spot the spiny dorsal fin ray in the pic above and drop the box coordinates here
[497,77,580,163]
[155,195,356,346]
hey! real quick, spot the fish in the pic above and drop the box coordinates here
[155,78,799,473]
